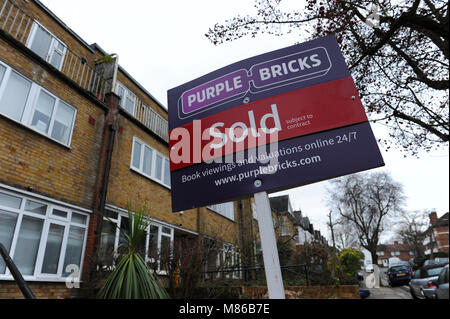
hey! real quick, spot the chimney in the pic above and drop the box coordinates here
[429,212,438,225]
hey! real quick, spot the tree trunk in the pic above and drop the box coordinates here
[369,249,379,267]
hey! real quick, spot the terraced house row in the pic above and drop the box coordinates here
[0,0,261,298]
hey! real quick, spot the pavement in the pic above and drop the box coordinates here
[366,285,412,299]
[361,267,413,299]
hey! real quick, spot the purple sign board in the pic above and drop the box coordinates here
[170,122,384,212]
[169,35,349,128]
[168,35,384,212]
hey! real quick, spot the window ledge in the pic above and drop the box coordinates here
[0,275,78,283]
[206,207,235,222]
[129,166,171,190]
[0,113,72,150]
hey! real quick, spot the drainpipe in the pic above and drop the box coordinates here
[83,92,120,282]
[97,112,118,212]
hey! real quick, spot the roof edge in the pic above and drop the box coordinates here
[32,0,95,53]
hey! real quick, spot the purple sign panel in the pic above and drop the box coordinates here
[168,35,348,129]
[179,47,332,118]
[170,122,384,212]
[250,46,331,89]
[181,69,249,115]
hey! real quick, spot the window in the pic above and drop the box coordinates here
[98,209,174,275]
[425,267,445,278]
[279,216,287,235]
[116,82,136,116]
[0,189,89,281]
[203,239,241,280]
[130,137,171,188]
[220,244,241,279]
[0,60,76,146]
[294,233,300,245]
[208,202,234,221]
[27,22,67,70]
[0,69,32,122]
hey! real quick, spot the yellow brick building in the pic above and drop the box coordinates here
[0,0,260,298]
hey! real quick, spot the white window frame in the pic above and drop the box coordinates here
[0,60,77,147]
[115,81,136,116]
[26,21,67,71]
[219,243,241,280]
[207,202,235,221]
[0,189,89,282]
[252,202,256,220]
[148,224,174,275]
[130,136,171,189]
[100,209,174,275]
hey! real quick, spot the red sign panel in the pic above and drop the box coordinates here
[169,76,368,171]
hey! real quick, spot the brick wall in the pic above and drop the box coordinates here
[1,1,107,299]
[0,38,105,209]
[240,285,360,299]
[0,0,261,300]
[106,114,198,231]
[436,225,449,254]
[199,205,240,245]
[0,281,75,299]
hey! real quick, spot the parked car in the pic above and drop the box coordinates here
[421,280,439,299]
[398,260,411,270]
[432,264,449,299]
[424,259,439,267]
[423,258,449,267]
[388,257,401,268]
[387,264,413,287]
[434,257,449,265]
[409,263,448,299]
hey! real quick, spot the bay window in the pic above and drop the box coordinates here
[0,189,89,281]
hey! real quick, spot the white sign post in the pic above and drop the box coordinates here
[254,191,285,299]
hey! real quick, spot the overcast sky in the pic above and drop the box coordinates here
[41,0,449,243]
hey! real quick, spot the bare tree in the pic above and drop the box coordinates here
[327,171,406,264]
[395,210,429,257]
[334,218,361,250]
[206,0,449,156]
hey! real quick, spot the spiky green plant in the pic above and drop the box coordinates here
[97,203,169,299]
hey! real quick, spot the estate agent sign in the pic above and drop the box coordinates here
[168,34,384,212]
